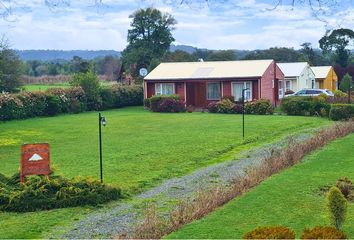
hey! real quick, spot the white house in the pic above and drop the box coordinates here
[278,62,315,96]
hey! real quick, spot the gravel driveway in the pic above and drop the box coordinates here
[59,131,313,239]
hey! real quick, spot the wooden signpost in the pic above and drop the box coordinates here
[20,143,50,183]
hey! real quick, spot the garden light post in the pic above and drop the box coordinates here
[349,85,353,104]
[242,88,249,139]
[98,112,107,183]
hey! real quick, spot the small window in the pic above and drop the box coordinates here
[207,82,221,100]
[155,83,174,95]
[285,81,291,91]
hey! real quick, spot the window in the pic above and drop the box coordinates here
[279,80,283,98]
[232,82,252,102]
[207,82,221,100]
[155,83,174,95]
[285,80,291,91]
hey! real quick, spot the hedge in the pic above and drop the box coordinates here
[280,96,330,117]
[207,98,273,115]
[0,84,143,121]
[145,95,185,113]
[329,104,354,121]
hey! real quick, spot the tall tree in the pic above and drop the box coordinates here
[319,28,354,67]
[299,42,315,66]
[243,47,301,62]
[0,37,23,92]
[121,8,176,79]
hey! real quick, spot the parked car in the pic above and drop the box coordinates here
[286,89,334,97]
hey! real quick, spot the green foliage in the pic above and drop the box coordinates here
[333,90,348,98]
[162,50,197,62]
[0,85,142,121]
[301,226,347,239]
[121,8,176,78]
[243,226,295,239]
[145,95,184,112]
[243,47,301,62]
[0,38,23,92]
[281,96,330,117]
[70,71,101,110]
[207,99,273,115]
[245,99,274,115]
[339,73,353,92]
[205,50,236,61]
[0,173,121,212]
[329,104,354,121]
[327,186,347,230]
[319,28,354,67]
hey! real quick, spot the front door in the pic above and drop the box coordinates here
[186,82,207,107]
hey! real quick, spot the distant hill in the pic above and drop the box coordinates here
[16,50,121,61]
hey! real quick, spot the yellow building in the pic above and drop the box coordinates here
[311,66,338,91]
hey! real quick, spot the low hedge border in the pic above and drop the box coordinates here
[0,84,143,121]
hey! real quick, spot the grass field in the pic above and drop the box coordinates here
[0,107,331,238]
[22,83,71,91]
[167,133,354,239]
[22,81,115,92]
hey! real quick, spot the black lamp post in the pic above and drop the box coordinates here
[98,112,107,183]
[242,88,249,139]
[349,85,353,104]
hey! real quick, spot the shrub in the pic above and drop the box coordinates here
[232,103,243,114]
[0,93,23,120]
[336,177,353,199]
[99,87,115,110]
[243,226,295,239]
[0,173,122,212]
[207,102,219,113]
[216,99,234,114]
[327,186,347,230]
[70,71,101,110]
[44,94,61,116]
[156,98,186,113]
[329,104,354,121]
[147,95,179,112]
[301,226,347,239]
[333,90,348,98]
[221,95,235,102]
[281,96,330,116]
[245,99,274,115]
[112,85,143,108]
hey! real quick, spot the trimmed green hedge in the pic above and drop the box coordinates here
[329,104,354,121]
[280,96,330,117]
[145,95,185,113]
[0,85,143,121]
[207,98,274,115]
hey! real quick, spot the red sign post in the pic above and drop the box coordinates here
[20,143,50,183]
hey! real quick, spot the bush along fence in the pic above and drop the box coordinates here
[281,96,354,121]
[0,85,143,121]
[132,121,354,239]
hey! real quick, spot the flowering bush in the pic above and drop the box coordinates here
[156,98,186,113]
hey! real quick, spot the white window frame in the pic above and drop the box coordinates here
[207,82,221,100]
[155,83,175,95]
[285,80,292,92]
[231,81,253,102]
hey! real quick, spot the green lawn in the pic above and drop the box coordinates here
[167,133,354,239]
[0,107,331,238]
[22,83,71,91]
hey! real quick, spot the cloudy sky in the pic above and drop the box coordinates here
[1,0,353,51]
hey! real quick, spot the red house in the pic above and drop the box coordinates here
[144,59,284,107]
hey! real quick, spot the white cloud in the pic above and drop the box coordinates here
[1,0,353,50]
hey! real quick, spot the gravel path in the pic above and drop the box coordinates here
[59,132,313,239]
